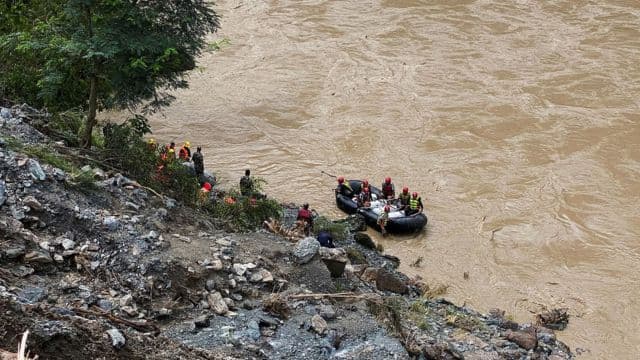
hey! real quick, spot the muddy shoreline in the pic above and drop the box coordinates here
[1,107,573,359]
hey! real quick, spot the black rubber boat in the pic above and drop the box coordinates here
[335,180,428,234]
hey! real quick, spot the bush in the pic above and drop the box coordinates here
[207,189,282,231]
[313,216,350,241]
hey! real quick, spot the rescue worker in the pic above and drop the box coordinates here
[357,186,372,208]
[147,138,157,152]
[335,176,353,197]
[405,192,424,216]
[316,230,335,248]
[199,182,212,204]
[192,147,204,179]
[397,186,411,210]
[381,177,395,199]
[178,141,191,161]
[297,203,314,236]
[378,205,391,237]
[240,169,253,196]
[161,142,176,161]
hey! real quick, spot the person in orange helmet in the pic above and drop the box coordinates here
[378,205,391,236]
[335,176,353,197]
[397,186,411,210]
[381,176,395,200]
[357,185,372,208]
[405,192,424,216]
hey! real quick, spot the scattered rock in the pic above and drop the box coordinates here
[24,250,52,264]
[376,269,408,294]
[205,279,216,291]
[322,258,347,278]
[17,286,48,303]
[165,198,177,209]
[293,236,320,264]
[318,305,337,320]
[207,291,228,315]
[119,294,133,307]
[194,315,210,328]
[0,107,11,119]
[106,328,126,349]
[22,195,43,212]
[62,238,76,250]
[361,267,379,283]
[0,180,6,206]
[250,268,273,283]
[28,159,46,181]
[4,244,26,259]
[505,329,538,350]
[97,299,113,312]
[103,216,120,231]
[233,263,256,276]
[311,314,327,334]
[354,232,376,249]
[536,308,569,331]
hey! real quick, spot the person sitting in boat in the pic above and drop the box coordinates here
[357,186,372,208]
[297,203,314,236]
[335,176,353,197]
[381,177,395,199]
[405,192,424,216]
[397,186,411,210]
[378,205,391,237]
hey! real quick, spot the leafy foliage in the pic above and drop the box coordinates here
[1,0,220,146]
[207,188,283,231]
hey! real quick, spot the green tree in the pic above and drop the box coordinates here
[1,0,219,147]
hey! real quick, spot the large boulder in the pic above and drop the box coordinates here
[505,329,538,350]
[293,237,320,264]
[375,269,408,294]
[354,232,376,249]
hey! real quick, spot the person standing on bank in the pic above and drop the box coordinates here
[192,147,204,180]
[240,169,254,196]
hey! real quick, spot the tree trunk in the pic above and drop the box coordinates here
[81,75,98,148]
[81,5,96,149]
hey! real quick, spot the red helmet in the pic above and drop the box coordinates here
[385,177,391,184]
[203,182,212,191]
[363,187,370,193]
[402,186,409,194]
[337,176,344,184]
[362,179,369,187]
[412,192,418,198]
[384,205,390,212]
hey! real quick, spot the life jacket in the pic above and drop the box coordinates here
[409,198,419,210]
[298,208,312,221]
[382,183,394,196]
[178,147,189,160]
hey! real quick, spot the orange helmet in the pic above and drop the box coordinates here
[338,176,344,184]
[384,205,390,212]
[363,179,369,187]
[402,186,409,194]
[385,177,391,184]
[412,192,418,198]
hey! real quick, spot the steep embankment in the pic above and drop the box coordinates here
[0,106,573,359]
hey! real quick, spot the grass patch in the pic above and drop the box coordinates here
[346,247,367,265]
[445,306,487,332]
[313,215,349,241]
[22,145,74,172]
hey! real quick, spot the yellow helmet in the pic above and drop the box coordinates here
[168,148,175,154]
[148,138,156,145]
[185,141,191,147]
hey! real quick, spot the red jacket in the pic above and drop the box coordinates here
[297,208,312,222]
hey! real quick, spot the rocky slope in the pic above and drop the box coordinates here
[0,106,573,359]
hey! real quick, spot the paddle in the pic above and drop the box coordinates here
[321,170,337,178]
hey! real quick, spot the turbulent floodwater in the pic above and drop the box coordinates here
[146,1,640,358]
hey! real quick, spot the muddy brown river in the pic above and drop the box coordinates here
[145,1,640,358]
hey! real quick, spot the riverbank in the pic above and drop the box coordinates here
[0,106,573,359]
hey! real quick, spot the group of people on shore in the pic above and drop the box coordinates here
[336,176,424,236]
